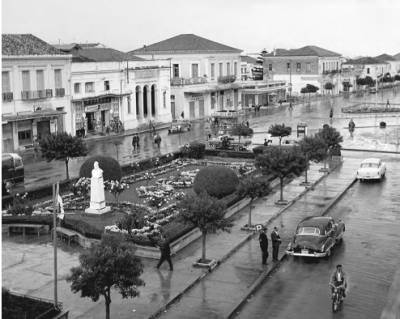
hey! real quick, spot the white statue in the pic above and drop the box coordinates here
[85,161,110,214]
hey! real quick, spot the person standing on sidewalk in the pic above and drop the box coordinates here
[271,227,282,261]
[135,133,140,149]
[156,236,173,271]
[259,227,269,265]
[154,133,162,149]
[132,135,137,151]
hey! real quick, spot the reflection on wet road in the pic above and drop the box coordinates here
[236,153,400,319]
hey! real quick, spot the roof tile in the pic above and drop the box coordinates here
[2,34,64,56]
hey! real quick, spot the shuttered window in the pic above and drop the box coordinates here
[54,69,62,88]
[22,70,30,91]
[36,70,45,90]
[2,71,10,92]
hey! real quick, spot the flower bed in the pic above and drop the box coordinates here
[342,103,400,113]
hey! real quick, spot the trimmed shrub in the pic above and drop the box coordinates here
[181,142,206,159]
[193,166,239,199]
[79,156,122,181]
[253,145,267,155]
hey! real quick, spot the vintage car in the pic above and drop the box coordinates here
[207,135,252,151]
[356,158,386,182]
[286,216,345,258]
[168,120,191,134]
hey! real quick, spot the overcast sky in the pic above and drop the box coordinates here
[2,0,399,57]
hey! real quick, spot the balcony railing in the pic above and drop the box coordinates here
[217,75,236,84]
[171,77,208,86]
[55,88,65,97]
[21,89,53,100]
[2,92,13,102]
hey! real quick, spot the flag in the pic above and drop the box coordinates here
[57,194,64,220]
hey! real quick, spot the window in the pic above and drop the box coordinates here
[234,62,237,75]
[2,71,10,92]
[227,62,230,75]
[173,64,179,78]
[306,63,311,73]
[36,70,45,90]
[367,68,370,74]
[54,69,62,88]
[104,80,110,91]
[22,70,30,91]
[210,63,215,79]
[74,83,81,93]
[191,64,199,78]
[296,63,301,72]
[219,63,223,76]
[18,130,32,141]
[127,95,131,113]
[163,91,166,108]
[269,64,272,71]
[85,82,95,93]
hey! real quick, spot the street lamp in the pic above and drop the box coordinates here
[288,61,292,108]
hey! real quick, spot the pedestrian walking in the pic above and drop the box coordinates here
[132,135,137,151]
[386,99,390,108]
[154,133,162,149]
[259,227,269,265]
[348,119,355,136]
[246,120,250,127]
[271,226,282,261]
[135,133,140,148]
[156,236,173,271]
[329,108,333,120]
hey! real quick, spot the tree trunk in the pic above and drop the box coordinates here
[201,231,207,261]
[65,159,70,180]
[280,177,284,201]
[279,137,282,146]
[248,199,252,227]
[104,291,111,319]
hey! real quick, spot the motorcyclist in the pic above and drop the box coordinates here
[330,264,347,298]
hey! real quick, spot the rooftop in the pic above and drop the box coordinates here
[393,52,400,61]
[130,33,242,55]
[265,45,341,57]
[374,54,396,62]
[343,57,388,65]
[241,55,258,64]
[2,34,65,56]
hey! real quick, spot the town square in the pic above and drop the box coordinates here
[1,0,400,318]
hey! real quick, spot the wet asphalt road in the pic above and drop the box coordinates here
[235,152,400,319]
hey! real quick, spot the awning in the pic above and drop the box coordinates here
[2,108,66,123]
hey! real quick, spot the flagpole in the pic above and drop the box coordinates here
[52,183,59,308]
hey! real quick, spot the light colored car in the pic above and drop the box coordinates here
[356,158,386,181]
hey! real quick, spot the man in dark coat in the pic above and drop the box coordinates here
[156,236,173,271]
[132,135,137,150]
[271,226,282,261]
[259,227,269,265]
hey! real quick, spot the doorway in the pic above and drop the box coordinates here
[87,112,95,131]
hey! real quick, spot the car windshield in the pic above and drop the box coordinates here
[297,227,320,235]
[361,163,379,168]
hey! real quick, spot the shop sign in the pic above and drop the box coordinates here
[85,103,111,113]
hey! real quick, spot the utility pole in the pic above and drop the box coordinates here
[288,60,292,108]
[52,183,59,308]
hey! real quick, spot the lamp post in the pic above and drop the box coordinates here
[288,61,292,108]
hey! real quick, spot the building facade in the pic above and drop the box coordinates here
[2,34,72,153]
[130,34,244,120]
[54,44,172,135]
[263,46,343,96]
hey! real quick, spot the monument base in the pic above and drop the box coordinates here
[85,206,111,215]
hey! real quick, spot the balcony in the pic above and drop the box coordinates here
[21,89,53,100]
[55,88,65,97]
[217,75,236,84]
[171,77,208,86]
[2,92,13,102]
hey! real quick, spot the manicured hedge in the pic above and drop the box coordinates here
[204,149,255,159]
[193,166,239,199]
[80,156,122,181]
[181,142,206,159]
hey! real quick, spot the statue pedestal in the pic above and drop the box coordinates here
[85,206,111,215]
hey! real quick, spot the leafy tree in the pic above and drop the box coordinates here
[365,76,375,87]
[80,156,122,181]
[356,77,366,87]
[178,191,231,262]
[237,177,270,227]
[299,136,328,183]
[256,147,306,203]
[117,211,146,236]
[231,124,254,143]
[315,125,343,170]
[394,74,400,81]
[67,234,144,319]
[268,124,292,146]
[39,132,88,180]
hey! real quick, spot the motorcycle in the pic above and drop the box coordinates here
[330,283,344,312]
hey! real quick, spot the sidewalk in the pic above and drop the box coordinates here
[3,160,357,319]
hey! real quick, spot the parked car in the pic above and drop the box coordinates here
[2,153,24,184]
[356,158,386,182]
[286,216,345,258]
[168,120,191,134]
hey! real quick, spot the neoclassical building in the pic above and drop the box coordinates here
[2,34,72,153]
[55,43,172,135]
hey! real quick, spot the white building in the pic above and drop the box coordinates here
[130,34,244,120]
[54,44,172,135]
[374,54,400,76]
[2,34,72,153]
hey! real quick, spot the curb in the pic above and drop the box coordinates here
[148,167,332,319]
[225,175,357,319]
[342,148,400,155]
